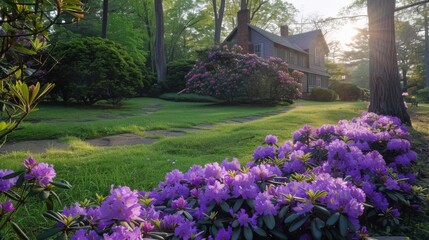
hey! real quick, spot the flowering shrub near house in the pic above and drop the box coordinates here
[0,113,425,239]
[185,45,303,103]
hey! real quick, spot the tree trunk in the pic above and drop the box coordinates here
[154,0,166,83]
[142,0,155,73]
[367,0,411,125]
[101,0,108,38]
[402,68,408,90]
[213,0,226,44]
[424,4,429,87]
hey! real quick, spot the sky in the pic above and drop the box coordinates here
[285,0,367,50]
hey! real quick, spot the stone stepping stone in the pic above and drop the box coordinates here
[86,134,157,147]
[144,130,187,137]
[0,140,70,154]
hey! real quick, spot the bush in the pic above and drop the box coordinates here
[47,37,148,105]
[417,87,429,103]
[159,93,220,103]
[186,45,302,104]
[309,87,338,101]
[34,112,424,240]
[360,87,370,101]
[329,82,362,101]
[164,59,196,93]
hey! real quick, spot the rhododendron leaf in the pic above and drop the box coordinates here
[55,232,67,240]
[4,190,21,201]
[207,203,216,213]
[232,220,239,228]
[284,213,299,224]
[51,181,72,189]
[39,190,50,200]
[278,206,289,219]
[209,225,218,236]
[232,228,241,240]
[311,219,322,240]
[16,175,25,187]
[243,227,253,240]
[11,221,30,240]
[43,210,64,222]
[289,215,309,232]
[220,202,230,213]
[45,197,54,210]
[214,220,223,228]
[246,199,255,208]
[326,212,340,226]
[252,226,267,237]
[339,215,348,237]
[233,199,244,212]
[2,170,24,179]
[263,215,275,230]
[270,229,288,240]
[313,205,331,219]
[183,211,193,221]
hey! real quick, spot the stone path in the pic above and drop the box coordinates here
[0,107,292,154]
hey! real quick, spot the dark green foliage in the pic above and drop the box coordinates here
[159,93,219,102]
[417,88,429,103]
[329,82,362,102]
[47,37,148,105]
[360,87,370,101]
[164,59,196,93]
[309,88,338,102]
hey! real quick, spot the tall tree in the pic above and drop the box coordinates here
[154,0,167,82]
[367,0,411,125]
[213,0,226,44]
[102,0,109,38]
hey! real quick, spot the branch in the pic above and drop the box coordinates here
[395,0,429,12]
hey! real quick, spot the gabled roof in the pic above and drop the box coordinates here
[224,25,329,54]
[248,25,308,54]
[287,29,329,53]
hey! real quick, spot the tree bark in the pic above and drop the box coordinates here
[367,0,411,125]
[424,4,429,87]
[154,0,166,82]
[213,0,226,44]
[101,0,108,38]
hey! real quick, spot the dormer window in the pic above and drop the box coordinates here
[254,43,264,57]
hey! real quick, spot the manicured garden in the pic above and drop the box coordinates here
[1,99,429,239]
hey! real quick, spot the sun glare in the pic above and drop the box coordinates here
[336,23,360,50]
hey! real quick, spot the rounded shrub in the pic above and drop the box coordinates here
[309,87,338,101]
[186,45,302,104]
[164,59,196,93]
[329,82,362,101]
[47,37,148,105]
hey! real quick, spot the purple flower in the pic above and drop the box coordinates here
[0,169,18,192]
[71,229,100,240]
[265,134,278,145]
[103,226,142,240]
[1,200,15,213]
[25,163,56,187]
[221,158,241,171]
[255,191,278,216]
[62,202,86,217]
[171,196,188,210]
[99,186,141,228]
[165,169,184,185]
[236,209,257,227]
[174,220,197,240]
[162,214,184,230]
[23,156,37,169]
[216,226,232,240]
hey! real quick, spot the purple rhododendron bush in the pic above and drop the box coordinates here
[1,112,426,240]
[185,45,303,103]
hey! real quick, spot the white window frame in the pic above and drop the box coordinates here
[254,43,264,57]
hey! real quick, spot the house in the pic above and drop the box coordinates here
[224,9,330,93]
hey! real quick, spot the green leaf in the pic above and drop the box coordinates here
[4,190,21,201]
[284,213,299,224]
[12,45,37,55]
[43,211,64,222]
[54,232,67,240]
[243,227,253,240]
[233,199,244,212]
[51,181,72,189]
[36,227,63,240]
[278,205,289,219]
[214,219,223,228]
[270,229,288,240]
[220,202,230,213]
[209,225,218,236]
[11,222,30,240]
[252,226,267,237]
[232,228,241,240]
[311,219,322,240]
[40,190,51,200]
[231,220,239,228]
[339,214,348,237]
[288,215,309,232]
[246,199,255,208]
[326,212,340,226]
[263,214,275,230]
[313,205,331,219]
[183,211,193,221]
[2,170,24,179]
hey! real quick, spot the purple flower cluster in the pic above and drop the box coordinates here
[24,157,56,187]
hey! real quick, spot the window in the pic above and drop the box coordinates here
[315,48,320,66]
[308,75,323,91]
[290,51,297,64]
[254,43,264,57]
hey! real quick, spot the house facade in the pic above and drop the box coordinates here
[225,9,330,93]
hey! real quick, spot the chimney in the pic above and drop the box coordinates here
[237,9,250,53]
[280,25,289,37]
